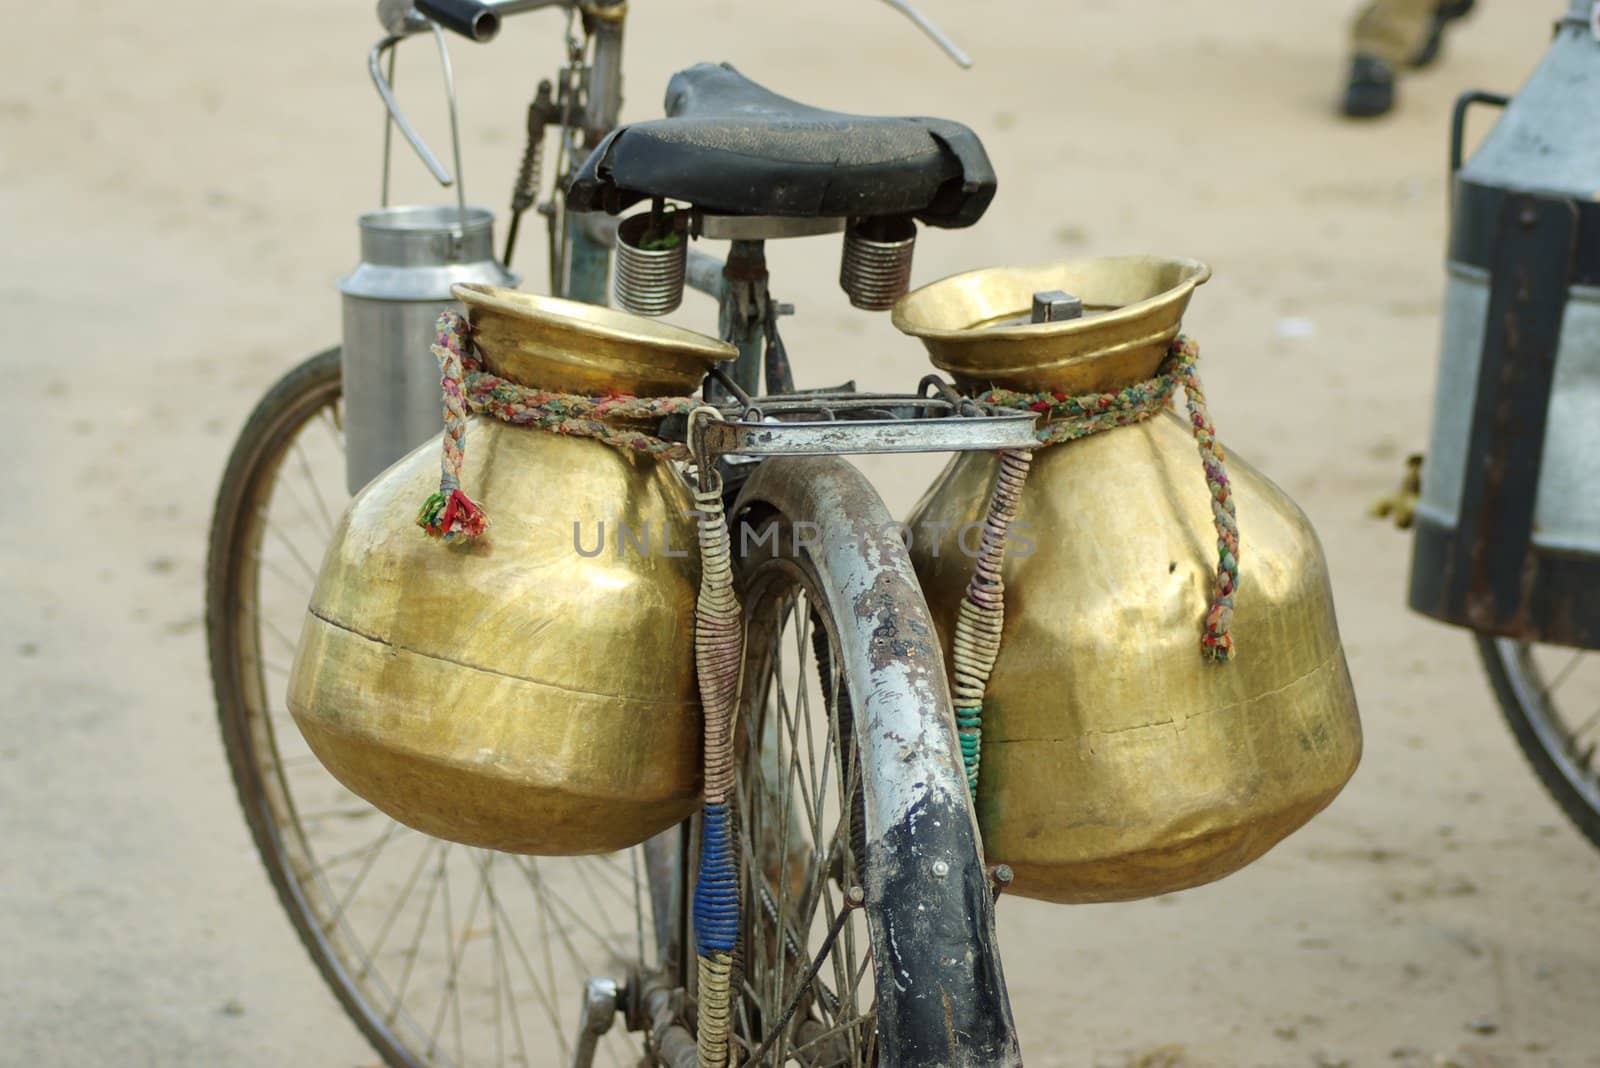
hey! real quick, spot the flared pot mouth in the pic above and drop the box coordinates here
[891,255,1211,393]
[453,284,735,396]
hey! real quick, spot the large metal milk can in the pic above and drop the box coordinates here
[894,257,1362,904]
[339,204,516,493]
[1411,2,1600,648]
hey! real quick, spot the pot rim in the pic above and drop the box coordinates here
[890,254,1211,342]
[453,283,735,366]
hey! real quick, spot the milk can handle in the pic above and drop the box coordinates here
[1450,90,1510,177]
[370,23,472,230]
[875,0,972,67]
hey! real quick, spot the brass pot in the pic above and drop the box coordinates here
[287,285,735,855]
[896,257,1361,904]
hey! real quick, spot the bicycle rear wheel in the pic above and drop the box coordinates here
[731,513,878,1065]
[1477,636,1600,851]
[726,458,1020,1067]
[207,350,659,1068]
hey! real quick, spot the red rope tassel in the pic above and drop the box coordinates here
[416,311,491,543]
[418,487,489,541]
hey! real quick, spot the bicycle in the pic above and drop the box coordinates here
[207,2,1020,1064]
[207,2,1360,1065]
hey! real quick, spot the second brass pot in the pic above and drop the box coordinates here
[897,256,1362,903]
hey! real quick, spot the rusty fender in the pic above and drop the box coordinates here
[733,456,1021,1068]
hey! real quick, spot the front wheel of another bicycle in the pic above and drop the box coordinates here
[1477,636,1600,853]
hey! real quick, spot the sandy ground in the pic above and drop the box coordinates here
[4,0,1599,1065]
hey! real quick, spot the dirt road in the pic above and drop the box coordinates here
[3,1,1598,1065]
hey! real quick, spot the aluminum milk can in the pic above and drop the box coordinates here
[894,256,1362,904]
[339,204,516,493]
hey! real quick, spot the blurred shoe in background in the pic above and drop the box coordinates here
[1342,0,1478,118]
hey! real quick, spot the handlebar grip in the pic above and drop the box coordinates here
[415,0,501,41]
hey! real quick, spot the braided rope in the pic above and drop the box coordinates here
[416,310,699,540]
[950,449,1031,798]
[415,314,489,541]
[696,952,735,1068]
[977,336,1238,663]
[952,337,1239,797]
[691,477,743,1068]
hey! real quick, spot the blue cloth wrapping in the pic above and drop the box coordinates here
[693,803,740,955]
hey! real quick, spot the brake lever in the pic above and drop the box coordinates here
[877,0,973,69]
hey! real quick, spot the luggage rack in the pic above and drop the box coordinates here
[669,373,1043,457]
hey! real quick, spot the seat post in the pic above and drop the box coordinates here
[714,239,770,398]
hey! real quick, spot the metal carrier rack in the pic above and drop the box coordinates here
[675,373,1042,458]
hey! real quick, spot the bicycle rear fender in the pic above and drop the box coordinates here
[733,457,1022,1068]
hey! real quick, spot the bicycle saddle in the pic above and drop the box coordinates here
[566,63,997,228]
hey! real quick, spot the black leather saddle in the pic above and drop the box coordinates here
[566,63,997,229]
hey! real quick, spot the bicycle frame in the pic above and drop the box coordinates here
[356,5,1025,1064]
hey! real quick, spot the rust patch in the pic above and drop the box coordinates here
[855,569,934,671]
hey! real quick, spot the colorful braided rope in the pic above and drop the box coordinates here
[950,449,1031,798]
[978,336,1239,662]
[691,480,743,1068]
[417,310,699,540]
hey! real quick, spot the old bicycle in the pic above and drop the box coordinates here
[207,2,1361,1065]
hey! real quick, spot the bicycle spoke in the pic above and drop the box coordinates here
[1565,703,1600,747]
[422,843,463,1059]
[516,857,631,961]
[772,598,802,1064]
[738,571,876,1067]
[1541,649,1585,699]
[488,863,504,1068]
[359,837,440,982]
[573,855,639,917]
[259,614,301,658]
[319,820,403,878]
[260,512,321,584]
[389,843,451,1026]
[484,862,532,1068]
[290,439,338,537]
[484,877,568,1041]
[792,1012,871,1056]
[318,406,345,445]
[528,859,572,1065]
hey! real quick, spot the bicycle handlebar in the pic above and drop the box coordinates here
[415,0,501,41]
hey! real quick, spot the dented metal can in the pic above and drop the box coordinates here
[1410,14,1600,649]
